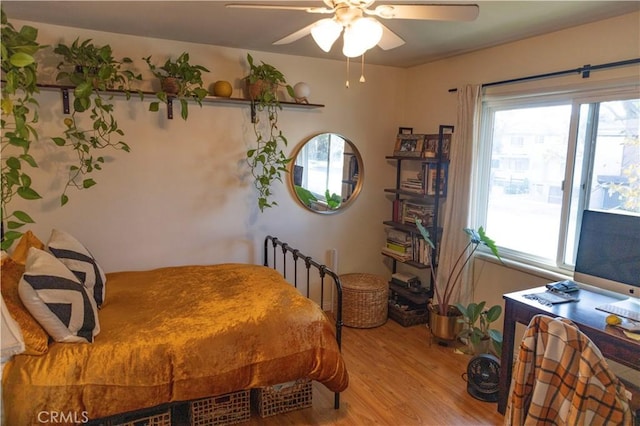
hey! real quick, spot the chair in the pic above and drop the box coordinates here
[505,314,632,425]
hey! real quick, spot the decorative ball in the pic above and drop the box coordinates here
[211,80,233,97]
[293,82,311,102]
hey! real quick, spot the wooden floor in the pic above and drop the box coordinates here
[244,319,505,425]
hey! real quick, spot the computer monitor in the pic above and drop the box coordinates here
[573,210,640,319]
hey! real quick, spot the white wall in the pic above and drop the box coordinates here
[7,19,405,277]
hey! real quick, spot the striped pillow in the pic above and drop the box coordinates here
[47,229,107,308]
[18,247,100,343]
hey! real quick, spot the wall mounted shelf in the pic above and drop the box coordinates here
[34,83,324,121]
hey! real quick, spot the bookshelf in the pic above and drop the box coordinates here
[383,125,454,324]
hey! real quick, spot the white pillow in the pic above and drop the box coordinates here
[18,247,100,343]
[47,229,106,308]
[1,295,25,362]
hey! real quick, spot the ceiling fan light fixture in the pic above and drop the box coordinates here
[311,18,343,52]
[342,17,383,57]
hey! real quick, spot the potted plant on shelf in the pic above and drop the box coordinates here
[0,8,45,249]
[245,53,294,102]
[144,52,210,120]
[415,219,501,341]
[53,37,142,206]
[455,301,503,356]
[244,53,295,212]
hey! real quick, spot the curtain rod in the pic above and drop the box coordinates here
[448,58,640,93]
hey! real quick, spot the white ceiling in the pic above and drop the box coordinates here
[3,1,639,68]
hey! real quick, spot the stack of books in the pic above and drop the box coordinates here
[400,178,424,194]
[383,228,413,261]
[382,228,433,265]
[391,199,434,226]
[391,272,420,289]
[414,238,431,265]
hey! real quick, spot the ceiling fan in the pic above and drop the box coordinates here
[226,1,479,57]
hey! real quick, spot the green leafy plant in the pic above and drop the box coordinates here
[245,53,295,212]
[1,7,45,249]
[144,52,209,120]
[325,190,341,210]
[295,185,318,208]
[53,38,142,206]
[455,301,503,355]
[416,220,502,317]
[293,186,341,210]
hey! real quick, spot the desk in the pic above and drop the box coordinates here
[498,286,640,414]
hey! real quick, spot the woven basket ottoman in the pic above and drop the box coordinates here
[337,273,388,328]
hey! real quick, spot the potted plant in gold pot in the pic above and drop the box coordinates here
[416,220,501,341]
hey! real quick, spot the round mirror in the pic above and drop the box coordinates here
[289,133,364,213]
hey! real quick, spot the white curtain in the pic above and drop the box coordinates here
[435,84,482,306]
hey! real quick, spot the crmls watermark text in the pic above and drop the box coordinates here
[37,411,89,424]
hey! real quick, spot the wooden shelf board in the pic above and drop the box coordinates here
[386,156,449,163]
[381,251,430,269]
[34,83,324,109]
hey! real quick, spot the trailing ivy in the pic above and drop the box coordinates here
[52,38,142,206]
[0,7,45,249]
[245,54,294,212]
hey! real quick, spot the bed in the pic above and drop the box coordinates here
[1,234,348,424]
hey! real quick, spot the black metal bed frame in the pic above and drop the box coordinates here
[263,235,344,410]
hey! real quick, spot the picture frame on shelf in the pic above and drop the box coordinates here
[394,134,425,157]
[398,127,414,135]
[423,134,452,160]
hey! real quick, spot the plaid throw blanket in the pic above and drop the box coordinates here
[505,314,631,425]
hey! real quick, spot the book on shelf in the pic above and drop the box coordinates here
[381,246,413,261]
[392,272,418,282]
[383,227,432,265]
[402,200,434,226]
[426,163,448,196]
[400,178,424,194]
[414,238,432,265]
[386,241,411,253]
[391,272,420,288]
[391,199,435,227]
[386,227,411,244]
[392,199,401,222]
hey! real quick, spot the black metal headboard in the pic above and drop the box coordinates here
[263,235,344,409]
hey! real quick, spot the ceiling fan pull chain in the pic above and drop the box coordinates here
[360,54,366,83]
[346,57,350,88]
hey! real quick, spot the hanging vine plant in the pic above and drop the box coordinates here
[52,38,142,206]
[245,53,295,212]
[0,8,46,249]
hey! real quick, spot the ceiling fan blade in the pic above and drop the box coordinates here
[273,23,315,45]
[370,4,479,21]
[377,23,405,50]
[225,4,333,14]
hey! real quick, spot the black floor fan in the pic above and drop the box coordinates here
[465,353,501,402]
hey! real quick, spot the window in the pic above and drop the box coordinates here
[478,88,639,273]
[294,133,345,201]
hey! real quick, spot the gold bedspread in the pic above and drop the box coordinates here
[2,263,348,424]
